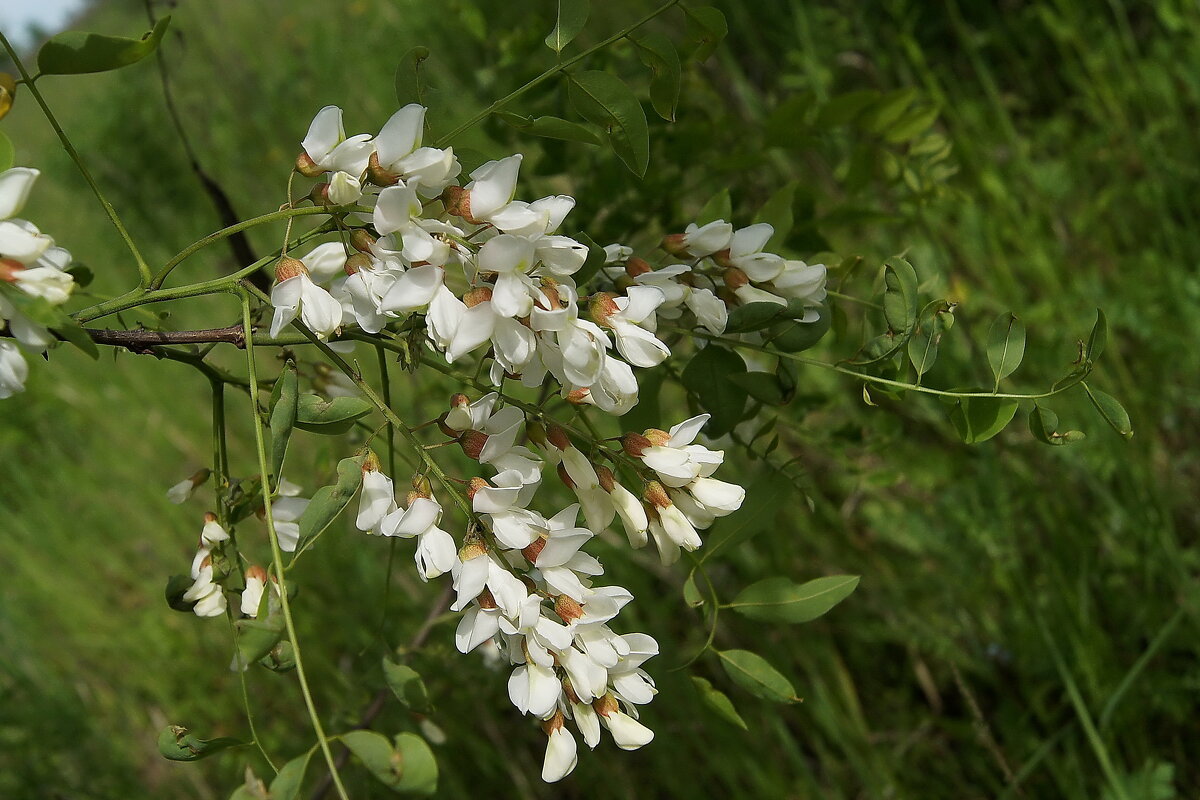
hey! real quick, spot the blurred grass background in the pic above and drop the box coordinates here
[1,0,1197,797]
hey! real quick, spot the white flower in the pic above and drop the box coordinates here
[269,261,344,340]
[684,287,728,334]
[381,495,457,580]
[183,562,227,618]
[355,461,397,535]
[507,660,561,718]
[686,476,745,517]
[166,470,208,505]
[297,242,349,283]
[270,492,310,553]
[541,717,578,783]
[681,219,733,257]
[462,155,523,222]
[301,105,374,176]
[631,414,723,488]
[239,566,277,619]
[594,287,670,368]
[201,515,230,546]
[0,167,39,220]
[607,482,648,548]
[0,341,28,399]
[726,223,784,282]
[600,707,654,750]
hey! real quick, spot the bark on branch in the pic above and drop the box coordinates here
[84,324,246,352]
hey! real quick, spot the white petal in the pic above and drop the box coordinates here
[376,104,426,167]
[541,728,578,783]
[0,167,39,220]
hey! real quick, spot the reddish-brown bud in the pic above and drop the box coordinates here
[661,233,689,256]
[557,462,576,491]
[621,432,654,457]
[245,564,269,583]
[546,425,572,452]
[466,476,489,500]
[0,258,24,282]
[643,428,671,447]
[711,247,734,268]
[541,709,566,735]
[449,393,470,411]
[625,257,653,278]
[562,679,581,705]
[366,152,401,187]
[643,481,671,509]
[441,185,476,222]
[723,266,750,291]
[309,182,333,205]
[522,536,547,564]
[349,229,377,253]
[566,389,591,405]
[463,286,493,308]
[459,430,489,460]
[274,256,307,283]
[477,587,498,610]
[295,151,325,178]
[538,277,563,310]
[458,539,487,562]
[344,252,372,276]
[595,465,616,493]
[436,416,459,438]
[588,292,620,326]
[554,594,585,624]
[592,693,619,717]
[203,511,218,524]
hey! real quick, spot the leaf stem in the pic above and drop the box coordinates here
[0,31,153,285]
[240,291,350,800]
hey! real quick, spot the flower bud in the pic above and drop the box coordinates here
[643,481,671,509]
[592,693,619,717]
[595,465,616,493]
[366,152,401,187]
[621,432,653,457]
[441,185,475,223]
[554,594,585,624]
[556,462,576,491]
[463,286,493,308]
[660,233,689,256]
[565,389,590,405]
[458,430,488,460]
[541,709,566,735]
[625,257,652,278]
[546,425,571,452]
[522,536,547,564]
[477,587,498,610]
[309,182,332,205]
[245,564,269,584]
[362,450,382,473]
[0,257,24,282]
[538,277,563,310]
[588,292,620,326]
[458,539,487,562]
[723,266,750,291]
[711,248,734,268]
[466,476,490,500]
[344,252,372,276]
[274,256,307,284]
[643,428,670,447]
[295,151,326,178]
[562,679,581,705]
[349,229,377,253]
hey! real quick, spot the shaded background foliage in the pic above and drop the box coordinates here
[0,0,1197,797]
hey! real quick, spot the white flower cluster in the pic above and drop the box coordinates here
[271,104,683,416]
[339,391,746,782]
[181,513,232,618]
[0,167,77,399]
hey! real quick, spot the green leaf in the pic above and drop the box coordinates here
[164,574,195,613]
[695,188,731,226]
[725,302,787,334]
[233,613,286,668]
[882,257,919,334]
[394,46,433,107]
[682,571,705,607]
[683,6,728,62]
[865,87,919,134]
[949,396,1019,444]
[729,575,860,623]
[38,17,170,75]
[1028,403,1061,445]
[818,90,880,127]
[753,181,797,251]
[884,103,940,143]
[728,371,788,405]
[704,470,792,558]
[157,725,245,762]
[0,130,13,172]
[341,730,404,790]
[55,316,99,360]
[270,363,299,479]
[294,455,366,549]
[717,649,797,703]
[494,111,601,145]
[1083,384,1133,439]
[568,71,650,177]
[294,394,373,434]
[632,32,681,122]
[767,308,830,353]
[545,0,590,54]
[570,231,607,288]
[691,675,748,729]
[65,263,94,288]
[680,344,748,436]
[270,749,316,800]
[986,312,1026,386]
[907,300,955,376]
[1086,308,1108,362]
[394,732,439,795]
[383,657,433,713]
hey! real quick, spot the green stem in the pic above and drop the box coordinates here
[677,326,1091,401]
[240,292,350,800]
[150,205,347,290]
[0,31,152,285]
[433,0,681,146]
